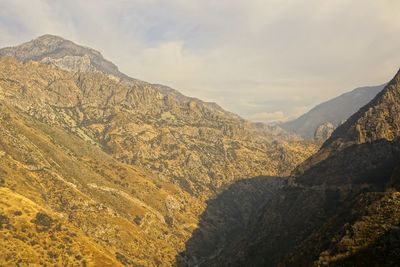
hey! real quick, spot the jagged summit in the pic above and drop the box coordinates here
[2,34,102,59]
[33,34,73,43]
[0,34,122,77]
[31,34,66,42]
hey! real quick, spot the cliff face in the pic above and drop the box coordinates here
[0,40,316,197]
[211,69,400,267]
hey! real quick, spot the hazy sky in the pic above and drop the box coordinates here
[1,0,400,122]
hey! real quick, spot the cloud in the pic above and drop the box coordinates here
[0,0,399,121]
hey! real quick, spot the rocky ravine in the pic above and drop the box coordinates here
[209,69,400,266]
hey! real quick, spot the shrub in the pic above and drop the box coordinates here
[32,212,54,231]
[14,210,23,216]
[115,252,133,265]
[0,214,10,229]
[133,215,142,225]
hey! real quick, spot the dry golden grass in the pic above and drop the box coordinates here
[0,187,121,266]
[0,103,202,266]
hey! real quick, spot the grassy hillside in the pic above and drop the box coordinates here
[0,103,203,266]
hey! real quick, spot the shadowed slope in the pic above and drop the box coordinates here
[210,68,400,266]
[177,176,285,266]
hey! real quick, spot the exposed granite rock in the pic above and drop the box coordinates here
[314,122,335,142]
[41,54,98,73]
[0,34,122,78]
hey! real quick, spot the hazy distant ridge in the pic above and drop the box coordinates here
[281,84,385,139]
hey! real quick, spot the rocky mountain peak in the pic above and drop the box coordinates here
[32,34,67,45]
[0,34,122,78]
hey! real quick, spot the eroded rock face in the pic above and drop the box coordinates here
[41,55,98,73]
[314,122,335,142]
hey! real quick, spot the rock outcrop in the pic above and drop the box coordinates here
[313,122,335,142]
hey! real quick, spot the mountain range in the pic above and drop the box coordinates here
[0,34,398,266]
[0,35,316,266]
[0,35,315,198]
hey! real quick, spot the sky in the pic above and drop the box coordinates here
[0,0,400,122]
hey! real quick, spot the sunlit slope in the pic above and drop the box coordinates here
[0,103,202,266]
[0,187,121,266]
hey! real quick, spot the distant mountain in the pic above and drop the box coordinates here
[206,68,400,266]
[281,84,385,140]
